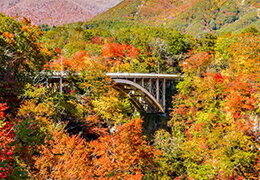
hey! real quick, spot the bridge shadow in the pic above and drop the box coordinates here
[141,112,171,140]
[140,80,177,140]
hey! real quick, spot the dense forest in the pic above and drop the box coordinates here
[0,0,259,179]
[94,0,259,36]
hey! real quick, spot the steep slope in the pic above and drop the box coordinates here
[93,0,260,36]
[93,0,141,21]
[0,0,123,26]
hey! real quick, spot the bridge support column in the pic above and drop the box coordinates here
[45,77,49,88]
[163,78,166,110]
[156,78,160,102]
[59,76,63,93]
[148,79,152,93]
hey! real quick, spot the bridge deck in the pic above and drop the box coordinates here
[40,71,182,79]
[105,73,181,79]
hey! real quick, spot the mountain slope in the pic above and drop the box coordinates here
[0,0,123,26]
[93,0,260,36]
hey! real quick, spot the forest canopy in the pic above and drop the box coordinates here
[0,7,259,180]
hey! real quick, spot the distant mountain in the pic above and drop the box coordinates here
[0,0,123,26]
[93,0,259,36]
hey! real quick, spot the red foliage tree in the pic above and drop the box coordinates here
[102,42,139,67]
[0,103,15,179]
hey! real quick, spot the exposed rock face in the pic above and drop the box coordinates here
[0,0,123,25]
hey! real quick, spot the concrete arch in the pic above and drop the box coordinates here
[113,79,164,113]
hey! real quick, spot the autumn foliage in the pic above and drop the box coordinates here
[33,119,158,179]
[88,118,158,179]
[0,104,14,179]
[168,32,259,179]
[47,50,90,71]
[34,130,90,179]
[0,11,259,180]
[102,42,139,65]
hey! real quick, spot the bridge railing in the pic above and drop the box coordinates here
[106,72,182,79]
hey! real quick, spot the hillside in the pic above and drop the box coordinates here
[0,0,123,26]
[0,4,259,180]
[93,0,260,36]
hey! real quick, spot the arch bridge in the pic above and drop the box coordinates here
[107,73,180,113]
[36,72,181,113]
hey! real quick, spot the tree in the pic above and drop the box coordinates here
[92,90,133,125]
[155,32,259,179]
[34,130,90,179]
[88,118,159,179]
[0,14,52,107]
[0,103,14,179]
[32,118,159,179]
[102,42,139,68]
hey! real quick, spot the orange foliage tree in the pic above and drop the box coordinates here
[33,119,159,179]
[47,50,90,72]
[34,130,90,179]
[87,118,159,179]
